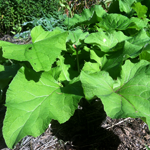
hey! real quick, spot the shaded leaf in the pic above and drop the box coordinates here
[0,64,20,89]
[140,51,150,62]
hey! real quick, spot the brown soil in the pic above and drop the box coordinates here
[0,34,31,44]
[1,116,150,150]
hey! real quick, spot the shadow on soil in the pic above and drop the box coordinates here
[51,98,121,150]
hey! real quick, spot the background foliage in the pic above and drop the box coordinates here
[0,0,60,35]
[0,0,111,36]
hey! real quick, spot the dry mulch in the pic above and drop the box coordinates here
[104,117,150,150]
[0,34,31,44]
[1,36,150,150]
[1,117,150,150]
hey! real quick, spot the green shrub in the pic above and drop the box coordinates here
[0,0,60,35]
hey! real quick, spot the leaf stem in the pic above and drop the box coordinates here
[76,49,80,72]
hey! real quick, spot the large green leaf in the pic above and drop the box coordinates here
[102,41,142,69]
[84,30,129,52]
[1,42,28,61]
[132,2,148,18]
[80,60,150,128]
[3,66,83,149]
[25,32,68,72]
[86,29,150,78]
[0,41,15,47]
[0,41,14,63]
[31,25,63,43]
[97,14,131,31]
[80,70,114,100]
[93,40,143,79]
[97,13,148,31]
[2,26,68,72]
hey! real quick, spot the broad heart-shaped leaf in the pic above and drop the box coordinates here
[132,2,148,19]
[25,31,68,72]
[87,29,150,78]
[84,30,129,52]
[97,14,131,31]
[87,29,150,61]
[64,5,106,28]
[98,40,144,79]
[80,60,150,128]
[3,66,83,149]
[2,26,68,72]
[98,40,142,76]
[97,13,148,31]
